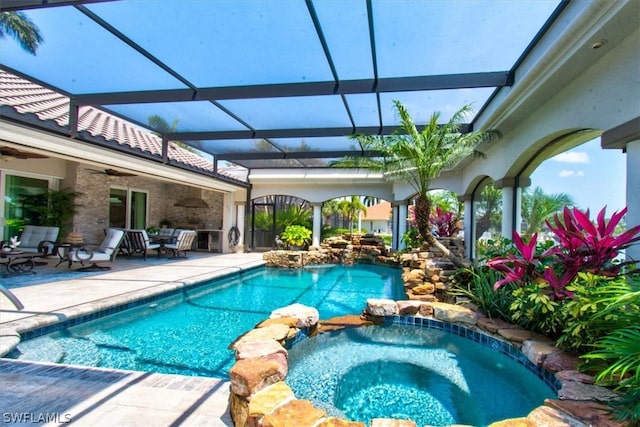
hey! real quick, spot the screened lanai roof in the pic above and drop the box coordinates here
[0,0,565,170]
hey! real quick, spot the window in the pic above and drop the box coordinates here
[109,187,148,229]
[1,172,52,239]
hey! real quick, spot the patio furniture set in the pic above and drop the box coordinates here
[0,226,197,275]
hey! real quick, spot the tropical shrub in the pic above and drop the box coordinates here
[280,225,312,249]
[487,206,640,299]
[401,228,424,249]
[429,207,460,237]
[451,266,515,320]
[580,281,640,424]
[557,273,638,353]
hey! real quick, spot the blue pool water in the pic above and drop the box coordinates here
[11,264,403,377]
[286,325,556,426]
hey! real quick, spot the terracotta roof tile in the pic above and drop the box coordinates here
[0,70,246,182]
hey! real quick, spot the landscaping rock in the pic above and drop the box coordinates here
[477,316,518,333]
[542,351,582,373]
[526,405,585,426]
[270,303,319,328]
[231,324,291,349]
[229,357,287,397]
[557,380,621,402]
[396,300,422,315]
[545,399,626,427]
[261,399,326,427]
[316,417,366,427]
[555,370,594,384]
[366,299,398,316]
[497,328,533,343]
[235,339,288,361]
[431,302,478,324]
[248,381,295,420]
[521,339,560,366]
[319,315,375,332]
[488,417,537,426]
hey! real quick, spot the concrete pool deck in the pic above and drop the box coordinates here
[0,252,266,426]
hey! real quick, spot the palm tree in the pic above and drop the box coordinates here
[522,186,575,234]
[475,184,502,239]
[0,11,43,55]
[349,100,498,266]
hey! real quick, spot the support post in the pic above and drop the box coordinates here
[312,203,322,248]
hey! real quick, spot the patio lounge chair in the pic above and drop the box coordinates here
[68,228,125,271]
[0,225,59,256]
[121,229,161,260]
[163,230,197,258]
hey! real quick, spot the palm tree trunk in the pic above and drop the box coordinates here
[414,194,432,240]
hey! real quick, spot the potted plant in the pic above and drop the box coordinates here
[280,225,312,250]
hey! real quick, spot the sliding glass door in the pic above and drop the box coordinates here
[2,172,51,240]
[109,186,148,230]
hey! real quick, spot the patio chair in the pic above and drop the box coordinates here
[163,230,197,259]
[68,228,125,271]
[121,229,161,260]
[0,225,59,256]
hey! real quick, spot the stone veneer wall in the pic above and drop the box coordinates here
[69,165,223,243]
[228,300,624,427]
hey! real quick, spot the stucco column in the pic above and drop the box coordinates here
[397,202,408,250]
[495,177,530,240]
[234,201,246,252]
[459,194,474,259]
[626,140,640,262]
[311,203,322,248]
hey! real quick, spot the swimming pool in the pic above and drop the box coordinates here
[286,324,556,426]
[9,264,403,378]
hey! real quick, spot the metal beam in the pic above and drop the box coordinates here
[165,123,471,141]
[0,0,115,12]
[218,150,383,161]
[73,72,511,105]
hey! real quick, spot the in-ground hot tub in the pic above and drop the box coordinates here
[286,322,557,427]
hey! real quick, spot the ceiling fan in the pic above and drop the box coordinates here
[0,146,48,160]
[88,168,137,177]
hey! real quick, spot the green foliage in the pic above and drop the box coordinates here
[401,228,424,248]
[522,186,576,233]
[0,11,43,55]
[17,188,82,238]
[280,225,312,249]
[451,266,515,320]
[254,205,312,234]
[558,273,638,353]
[509,282,562,337]
[476,238,515,262]
[576,277,640,423]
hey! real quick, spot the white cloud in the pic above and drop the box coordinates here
[552,151,590,164]
[559,169,585,177]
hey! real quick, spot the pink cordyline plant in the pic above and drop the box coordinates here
[430,207,460,237]
[487,206,640,299]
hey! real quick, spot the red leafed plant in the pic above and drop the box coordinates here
[429,207,461,237]
[487,206,640,299]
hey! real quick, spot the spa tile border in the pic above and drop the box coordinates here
[15,265,264,342]
[388,315,562,393]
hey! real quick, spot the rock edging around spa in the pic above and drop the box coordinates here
[228,301,625,427]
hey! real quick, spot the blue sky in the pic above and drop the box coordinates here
[530,138,627,216]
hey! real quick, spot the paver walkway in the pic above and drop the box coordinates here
[0,252,265,426]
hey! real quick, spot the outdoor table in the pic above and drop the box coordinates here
[53,243,85,267]
[0,249,47,275]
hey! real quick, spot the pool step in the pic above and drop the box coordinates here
[12,336,65,363]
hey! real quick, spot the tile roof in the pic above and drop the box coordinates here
[362,201,392,221]
[0,70,246,182]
